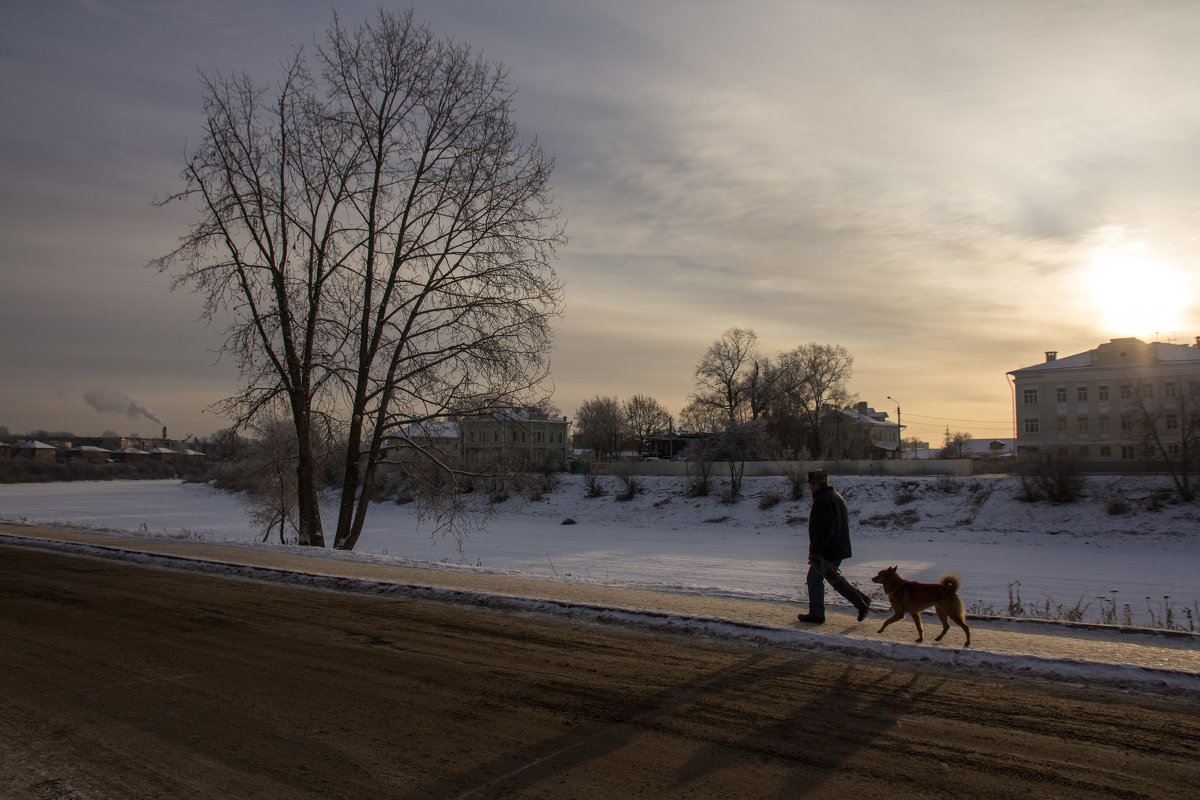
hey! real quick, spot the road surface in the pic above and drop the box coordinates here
[2,544,1197,799]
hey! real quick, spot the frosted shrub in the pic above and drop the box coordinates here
[758,491,783,510]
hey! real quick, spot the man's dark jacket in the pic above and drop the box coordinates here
[808,485,852,562]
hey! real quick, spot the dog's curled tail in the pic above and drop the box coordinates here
[940,574,961,593]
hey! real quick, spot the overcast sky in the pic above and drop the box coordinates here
[4,0,1200,445]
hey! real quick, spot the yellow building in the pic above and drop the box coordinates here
[1008,337,1200,465]
[460,409,571,469]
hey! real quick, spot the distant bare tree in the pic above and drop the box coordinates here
[940,430,973,459]
[901,436,924,459]
[678,398,724,436]
[574,396,625,459]
[239,415,301,544]
[1128,377,1199,501]
[622,394,672,455]
[772,343,854,459]
[152,9,565,549]
[690,328,760,426]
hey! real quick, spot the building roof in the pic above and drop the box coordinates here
[396,420,461,439]
[1009,337,1200,376]
[820,405,895,427]
[17,440,56,449]
[466,408,568,423]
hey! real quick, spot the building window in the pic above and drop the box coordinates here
[1120,415,1132,432]
[1166,415,1178,430]
[1056,417,1067,433]
[1120,385,1132,400]
[1099,416,1109,433]
[1077,446,1089,458]
[1078,417,1088,433]
[1141,384,1153,400]
[1056,387,1067,403]
[1165,382,1179,398]
[1023,388,1039,404]
[1098,385,1109,401]
[1121,445,1136,459]
[1100,445,1111,456]
[1169,443,1181,456]
[1077,386,1088,402]
[1191,382,1200,398]
[1023,418,1040,434]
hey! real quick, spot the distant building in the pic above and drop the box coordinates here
[379,410,571,471]
[817,402,901,460]
[460,409,571,469]
[14,440,57,461]
[66,445,111,463]
[960,438,1015,459]
[110,447,150,463]
[382,420,462,465]
[1008,337,1200,465]
[643,430,706,461]
[146,447,177,462]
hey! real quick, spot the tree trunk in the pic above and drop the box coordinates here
[292,406,325,548]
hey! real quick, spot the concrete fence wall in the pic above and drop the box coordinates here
[579,459,979,478]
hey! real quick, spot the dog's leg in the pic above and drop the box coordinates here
[876,607,904,634]
[933,606,950,642]
[948,600,971,647]
[910,612,924,643]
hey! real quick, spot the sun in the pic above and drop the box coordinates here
[1083,235,1189,338]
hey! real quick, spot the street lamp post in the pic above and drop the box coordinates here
[887,395,902,459]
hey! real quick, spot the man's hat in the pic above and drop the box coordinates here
[807,468,829,484]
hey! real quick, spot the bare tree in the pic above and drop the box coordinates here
[772,343,854,459]
[690,327,760,426]
[1128,377,1199,501]
[239,415,301,544]
[940,430,973,459]
[574,396,625,460]
[152,9,565,550]
[622,394,671,456]
[678,397,723,436]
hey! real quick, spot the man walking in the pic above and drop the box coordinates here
[798,469,872,624]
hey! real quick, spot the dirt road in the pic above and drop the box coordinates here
[2,543,1198,799]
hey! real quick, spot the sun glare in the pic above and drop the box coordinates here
[1084,236,1189,338]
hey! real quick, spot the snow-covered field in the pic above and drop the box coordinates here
[1,473,1197,630]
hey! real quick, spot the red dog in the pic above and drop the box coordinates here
[871,566,970,647]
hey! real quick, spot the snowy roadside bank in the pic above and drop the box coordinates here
[0,473,1197,632]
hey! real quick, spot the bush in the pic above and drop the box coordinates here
[514,470,557,501]
[1106,497,1131,516]
[614,469,642,502]
[684,474,710,498]
[933,475,961,494]
[1018,447,1085,503]
[758,491,782,510]
[893,481,918,505]
[584,472,606,498]
[782,467,807,501]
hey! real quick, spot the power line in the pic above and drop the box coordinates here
[901,412,1012,425]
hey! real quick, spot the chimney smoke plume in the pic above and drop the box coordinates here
[84,387,163,425]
